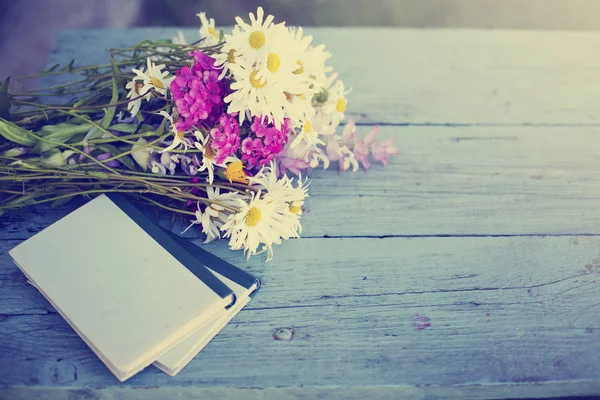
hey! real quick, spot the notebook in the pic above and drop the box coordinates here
[153,231,261,376]
[8,194,236,382]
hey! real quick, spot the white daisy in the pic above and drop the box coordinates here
[158,111,189,153]
[125,78,144,117]
[290,114,327,152]
[250,161,309,241]
[222,190,286,260]
[211,27,240,80]
[198,12,220,46]
[132,58,172,98]
[192,130,233,184]
[228,7,283,65]
[225,61,288,126]
[320,79,350,126]
[183,186,242,243]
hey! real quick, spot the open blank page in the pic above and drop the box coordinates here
[9,194,232,381]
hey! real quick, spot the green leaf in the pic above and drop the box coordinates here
[87,171,109,179]
[51,195,75,208]
[7,194,37,206]
[97,143,137,171]
[39,148,66,166]
[0,117,37,146]
[0,77,10,120]
[32,123,91,153]
[108,123,151,133]
[110,56,126,88]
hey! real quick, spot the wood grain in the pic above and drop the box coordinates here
[3,125,600,239]
[43,28,600,125]
[2,236,600,397]
[3,27,600,399]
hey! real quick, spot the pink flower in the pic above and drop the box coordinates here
[353,134,370,170]
[277,157,311,177]
[241,116,291,169]
[326,137,341,161]
[241,137,264,168]
[363,125,399,166]
[170,51,228,129]
[210,113,240,164]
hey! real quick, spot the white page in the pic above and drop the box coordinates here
[154,271,256,376]
[9,194,233,381]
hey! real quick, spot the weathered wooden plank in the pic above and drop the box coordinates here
[3,125,600,239]
[2,236,599,396]
[3,383,600,400]
[44,28,600,125]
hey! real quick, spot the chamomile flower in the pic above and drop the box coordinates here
[125,78,144,117]
[321,79,350,126]
[225,61,288,126]
[250,161,308,241]
[198,12,220,46]
[158,111,189,153]
[132,58,172,97]
[192,130,233,184]
[287,27,332,92]
[222,191,285,260]
[290,113,327,151]
[183,186,241,243]
[211,27,240,80]
[228,7,282,65]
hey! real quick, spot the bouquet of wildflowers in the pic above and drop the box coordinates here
[0,7,397,261]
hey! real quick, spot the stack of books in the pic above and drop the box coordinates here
[8,193,260,381]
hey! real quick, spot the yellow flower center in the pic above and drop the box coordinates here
[267,53,281,73]
[227,49,237,64]
[249,31,266,49]
[245,207,262,227]
[225,161,249,184]
[289,204,302,214]
[250,70,267,88]
[151,77,164,89]
[293,60,304,75]
[176,130,185,140]
[336,98,347,113]
[303,121,312,133]
[208,26,218,39]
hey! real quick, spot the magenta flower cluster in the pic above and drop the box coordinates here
[170,51,228,130]
[210,113,241,164]
[241,117,291,169]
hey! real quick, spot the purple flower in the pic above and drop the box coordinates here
[363,125,399,166]
[210,113,241,164]
[241,137,264,168]
[97,152,120,168]
[170,51,228,129]
[241,116,291,169]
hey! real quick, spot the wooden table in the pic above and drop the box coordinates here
[2,27,600,399]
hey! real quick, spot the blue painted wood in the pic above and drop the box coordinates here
[2,27,600,399]
[42,28,600,125]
